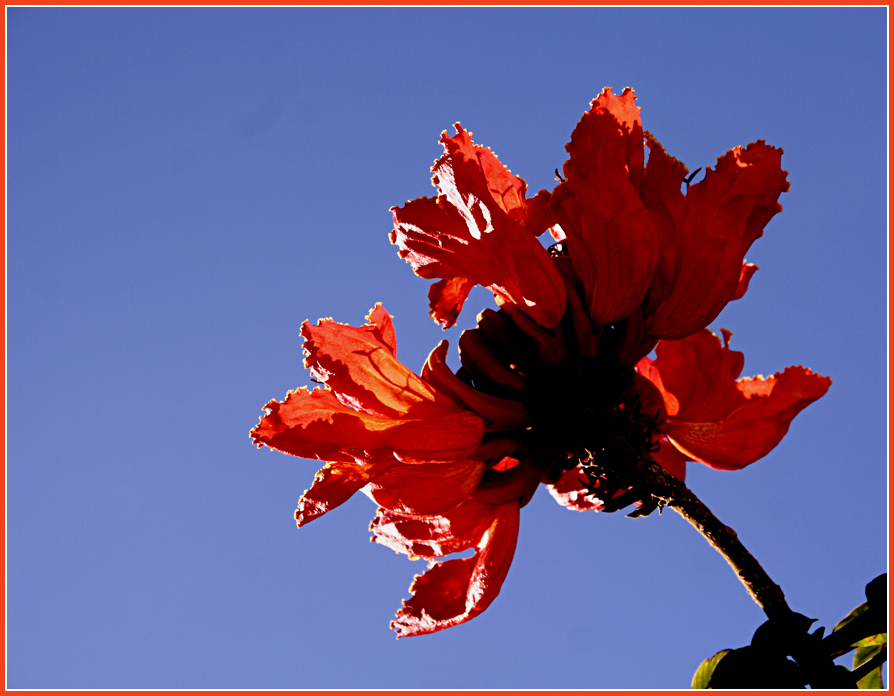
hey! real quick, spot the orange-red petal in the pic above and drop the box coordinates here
[391,125,566,329]
[302,304,455,418]
[295,460,395,528]
[251,386,484,465]
[364,458,487,516]
[551,87,659,325]
[370,497,501,559]
[639,329,831,470]
[646,142,789,340]
[389,500,520,637]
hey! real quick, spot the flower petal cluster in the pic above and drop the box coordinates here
[252,88,831,638]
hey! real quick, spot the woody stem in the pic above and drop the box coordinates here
[648,466,791,619]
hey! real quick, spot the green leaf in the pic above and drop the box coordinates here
[691,649,731,689]
[854,644,885,689]
[855,633,888,648]
[835,602,870,633]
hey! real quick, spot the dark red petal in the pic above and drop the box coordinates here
[652,438,687,481]
[731,262,759,301]
[391,125,566,329]
[295,461,395,527]
[421,340,531,430]
[646,142,789,340]
[637,329,745,420]
[391,501,520,637]
[552,87,659,325]
[668,365,831,470]
[641,134,688,311]
[251,386,484,465]
[546,465,602,512]
[471,458,548,505]
[370,497,500,559]
[523,189,555,236]
[364,458,486,516]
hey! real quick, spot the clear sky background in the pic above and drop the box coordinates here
[7,7,888,689]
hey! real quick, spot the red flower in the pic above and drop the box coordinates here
[254,88,830,638]
[251,305,489,526]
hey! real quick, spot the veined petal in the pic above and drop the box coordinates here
[364,458,487,516]
[640,329,831,470]
[646,141,789,340]
[427,277,477,331]
[551,87,659,325]
[251,386,484,466]
[668,366,831,470]
[302,304,454,418]
[391,124,566,329]
[390,500,520,637]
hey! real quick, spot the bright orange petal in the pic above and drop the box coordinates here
[302,305,454,418]
[295,461,395,528]
[427,277,477,330]
[390,501,520,637]
[646,142,789,340]
[251,386,484,466]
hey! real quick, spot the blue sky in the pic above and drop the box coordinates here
[7,7,887,689]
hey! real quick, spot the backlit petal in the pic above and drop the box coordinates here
[251,386,484,466]
[668,365,831,470]
[652,438,687,481]
[370,498,501,559]
[391,124,566,329]
[364,458,487,516]
[295,460,395,528]
[646,142,789,340]
[302,305,454,418]
[731,262,759,301]
[640,329,831,470]
[641,134,688,311]
[551,87,658,325]
[390,501,520,637]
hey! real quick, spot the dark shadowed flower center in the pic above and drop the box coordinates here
[458,281,664,511]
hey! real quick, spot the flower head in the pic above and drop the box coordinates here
[253,88,830,638]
